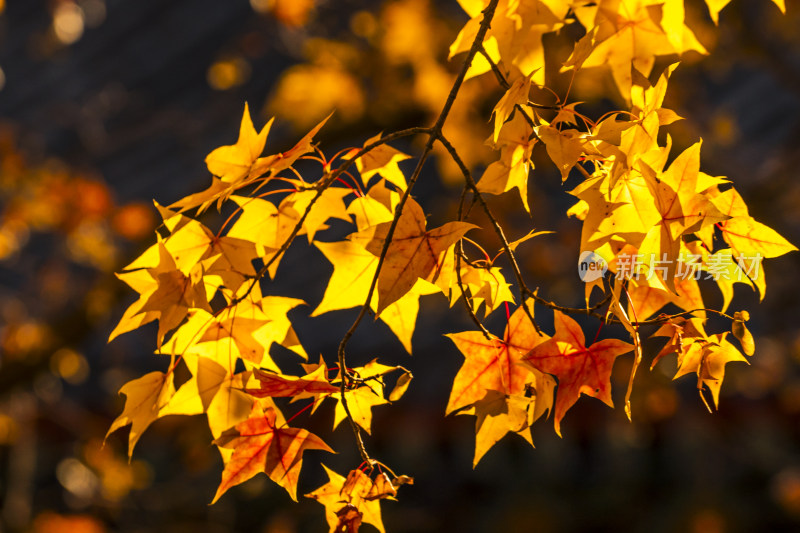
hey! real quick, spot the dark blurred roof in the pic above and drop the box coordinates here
[0,0,301,201]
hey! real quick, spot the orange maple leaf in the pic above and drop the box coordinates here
[358,197,474,314]
[212,403,332,502]
[523,311,633,436]
[247,366,339,400]
[446,301,548,414]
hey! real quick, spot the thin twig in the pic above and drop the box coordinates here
[621,307,735,326]
[434,131,541,333]
[480,46,510,90]
[456,185,493,340]
[335,0,502,463]
[436,132,617,326]
[479,45,561,111]
[229,127,432,308]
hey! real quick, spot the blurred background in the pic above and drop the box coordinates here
[1,0,800,531]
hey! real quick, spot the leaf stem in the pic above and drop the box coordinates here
[457,184,492,340]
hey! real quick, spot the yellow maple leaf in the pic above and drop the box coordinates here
[580,0,679,100]
[256,112,331,176]
[353,197,475,314]
[435,247,515,318]
[468,391,534,467]
[306,465,386,533]
[313,238,437,353]
[491,74,532,143]
[536,125,586,181]
[656,323,749,410]
[344,133,411,191]
[638,143,728,290]
[198,315,270,365]
[477,113,536,212]
[106,371,175,457]
[332,382,389,435]
[712,186,797,261]
[133,242,211,345]
[205,102,274,185]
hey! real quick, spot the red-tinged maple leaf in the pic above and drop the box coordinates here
[446,300,548,414]
[247,366,339,400]
[212,403,332,503]
[523,310,634,436]
[255,112,331,176]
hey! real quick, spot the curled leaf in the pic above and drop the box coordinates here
[389,370,413,402]
[732,310,755,356]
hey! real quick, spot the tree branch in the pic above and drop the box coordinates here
[434,131,541,333]
[436,131,615,326]
[335,0,502,464]
[229,127,432,308]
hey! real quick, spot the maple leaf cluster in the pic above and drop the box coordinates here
[106,106,428,530]
[106,0,794,530]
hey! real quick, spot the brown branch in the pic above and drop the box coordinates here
[480,45,510,90]
[575,162,594,181]
[335,0,502,463]
[433,131,541,333]
[528,289,610,318]
[436,131,615,327]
